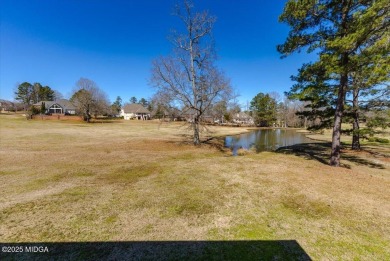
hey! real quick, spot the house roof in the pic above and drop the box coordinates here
[0,99,14,107]
[122,103,150,114]
[33,99,76,110]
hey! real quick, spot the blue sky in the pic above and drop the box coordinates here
[0,0,315,108]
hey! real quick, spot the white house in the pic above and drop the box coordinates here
[232,112,254,125]
[120,103,151,120]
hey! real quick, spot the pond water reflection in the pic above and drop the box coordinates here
[225,129,311,155]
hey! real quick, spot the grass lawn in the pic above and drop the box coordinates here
[0,114,389,260]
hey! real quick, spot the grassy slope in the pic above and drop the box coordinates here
[0,114,389,260]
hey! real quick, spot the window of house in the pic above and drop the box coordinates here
[49,104,63,114]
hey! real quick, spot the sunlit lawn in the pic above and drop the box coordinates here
[0,114,389,260]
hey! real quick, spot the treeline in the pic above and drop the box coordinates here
[14,78,114,121]
[249,92,305,128]
[14,82,61,110]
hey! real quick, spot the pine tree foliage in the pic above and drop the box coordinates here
[278,0,389,166]
[15,82,55,109]
[250,93,277,127]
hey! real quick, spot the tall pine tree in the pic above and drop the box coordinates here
[278,0,389,166]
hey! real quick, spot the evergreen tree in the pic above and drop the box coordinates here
[347,41,389,150]
[130,97,137,104]
[40,102,46,114]
[278,0,389,166]
[138,98,148,107]
[287,61,337,131]
[15,82,55,108]
[250,92,277,127]
[15,82,33,110]
[38,86,55,101]
[111,96,122,114]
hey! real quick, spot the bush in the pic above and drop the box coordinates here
[368,137,389,143]
[237,148,249,156]
[30,106,41,115]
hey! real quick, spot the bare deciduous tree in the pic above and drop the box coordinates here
[277,96,305,128]
[70,78,109,122]
[151,0,233,145]
[53,90,64,101]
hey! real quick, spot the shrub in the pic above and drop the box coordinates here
[30,106,40,115]
[237,148,250,156]
[368,137,389,143]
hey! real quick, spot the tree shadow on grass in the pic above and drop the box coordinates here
[359,146,390,158]
[202,137,230,154]
[88,120,122,124]
[342,154,386,169]
[166,136,230,154]
[276,142,386,169]
[0,241,312,261]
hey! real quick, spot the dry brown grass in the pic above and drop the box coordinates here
[0,114,389,260]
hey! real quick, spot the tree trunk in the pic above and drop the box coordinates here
[330,54,348,167]
[193,116,200,145]
[86,104,91,123]
[330,95,344,166]
[352,87,360,150]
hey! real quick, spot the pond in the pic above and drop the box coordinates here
[225,129,311,155]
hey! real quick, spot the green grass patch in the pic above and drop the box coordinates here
[166,195,215,216]
[280,194,332,219]
[230,222,275,240]
[101,164,162,184]
[368,137,389,143]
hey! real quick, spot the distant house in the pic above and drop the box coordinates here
[180,108,198,122]
[233,112,254,125]
[33,99,76,115]
[151,107,170,119]
[151,106,184,121]
[0,99,15,112]
[120,104,151,120]
[180,107,215,123]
